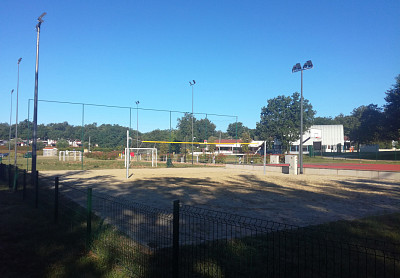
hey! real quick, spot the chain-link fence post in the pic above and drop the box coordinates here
[173,200,180,278]
[35,170,39,208]
[54,177,59,224]
[13,166,18,191]
[8,165,12,188]
[86,187,92,249]
[22,170,26,200]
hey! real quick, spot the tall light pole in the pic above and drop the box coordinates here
[9,89,14,164]
[14,58,22,167]
[189,80,196,164]
[32,12,46,178]
[135,101,139,161]
[292,60,313,174]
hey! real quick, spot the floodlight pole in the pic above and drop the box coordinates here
[189,80,196,164]
[32,12,46,178]
[14,58,22,167]
[9,89,14,164]
[292,60,313,174]
[136,101,139,161]
[300,69,303,174]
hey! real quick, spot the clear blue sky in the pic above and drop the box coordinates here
[1,0,399,133]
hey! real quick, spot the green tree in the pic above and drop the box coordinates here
[56,139,69,150]
[384,74,400,140]
[208,136,217,153]
[334,113,358,138]
[350,104,384,144]
[196,118,216,142]
[226,122,249,139]
[176,113,216,143]
[36,141,45,151]
[256,92,315,153]
[314,116,337,125]
[176,113,194,141]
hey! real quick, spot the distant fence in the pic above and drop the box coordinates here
[322,150,399,161]
[1,163,399,277]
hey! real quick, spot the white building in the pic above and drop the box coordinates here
[214,139,264,155]
[288,125,344,153]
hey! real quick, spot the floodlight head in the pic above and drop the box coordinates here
[303,60,313,70]
[18,58,22,64]
[193,80,196,84]
[135,101,139,105]
[292,63,302,73]
[189,81,193,86]
[11,89,14,94]
[38,12,46,23]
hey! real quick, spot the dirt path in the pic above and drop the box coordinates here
[41,167,400,227]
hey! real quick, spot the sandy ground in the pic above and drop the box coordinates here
[40,167,400,227]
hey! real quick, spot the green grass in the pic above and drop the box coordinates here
[0,185,128,278]
[155,214,400,277]
[1,153,221,171]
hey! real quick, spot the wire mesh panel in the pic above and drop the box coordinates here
[2,169,399,278]
[89,191,174,277]
[178,204,400,278]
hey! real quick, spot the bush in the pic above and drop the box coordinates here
[215,154,226,164]
[85,151,119,160]
[244,154,263,164]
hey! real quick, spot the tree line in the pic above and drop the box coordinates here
[1,74,399,153]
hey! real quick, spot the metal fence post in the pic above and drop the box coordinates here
[86,187,92,249]
[54,177,59,224]
[8,165,12,188]
[35,170,39,208]
[13,166,18,191]
[173,200,180,278]
[22,170,26,200]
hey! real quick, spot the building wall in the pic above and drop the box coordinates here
[289,125,344,153]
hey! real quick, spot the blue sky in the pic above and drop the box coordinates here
[1,0,399,133]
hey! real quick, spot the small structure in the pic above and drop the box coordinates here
[43,147,58,156]
[269,155,280,164]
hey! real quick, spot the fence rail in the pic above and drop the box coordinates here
[1,163,399,277]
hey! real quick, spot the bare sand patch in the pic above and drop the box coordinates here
[41,167,400,226]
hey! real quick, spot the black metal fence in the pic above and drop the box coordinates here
[1,163,399,277]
